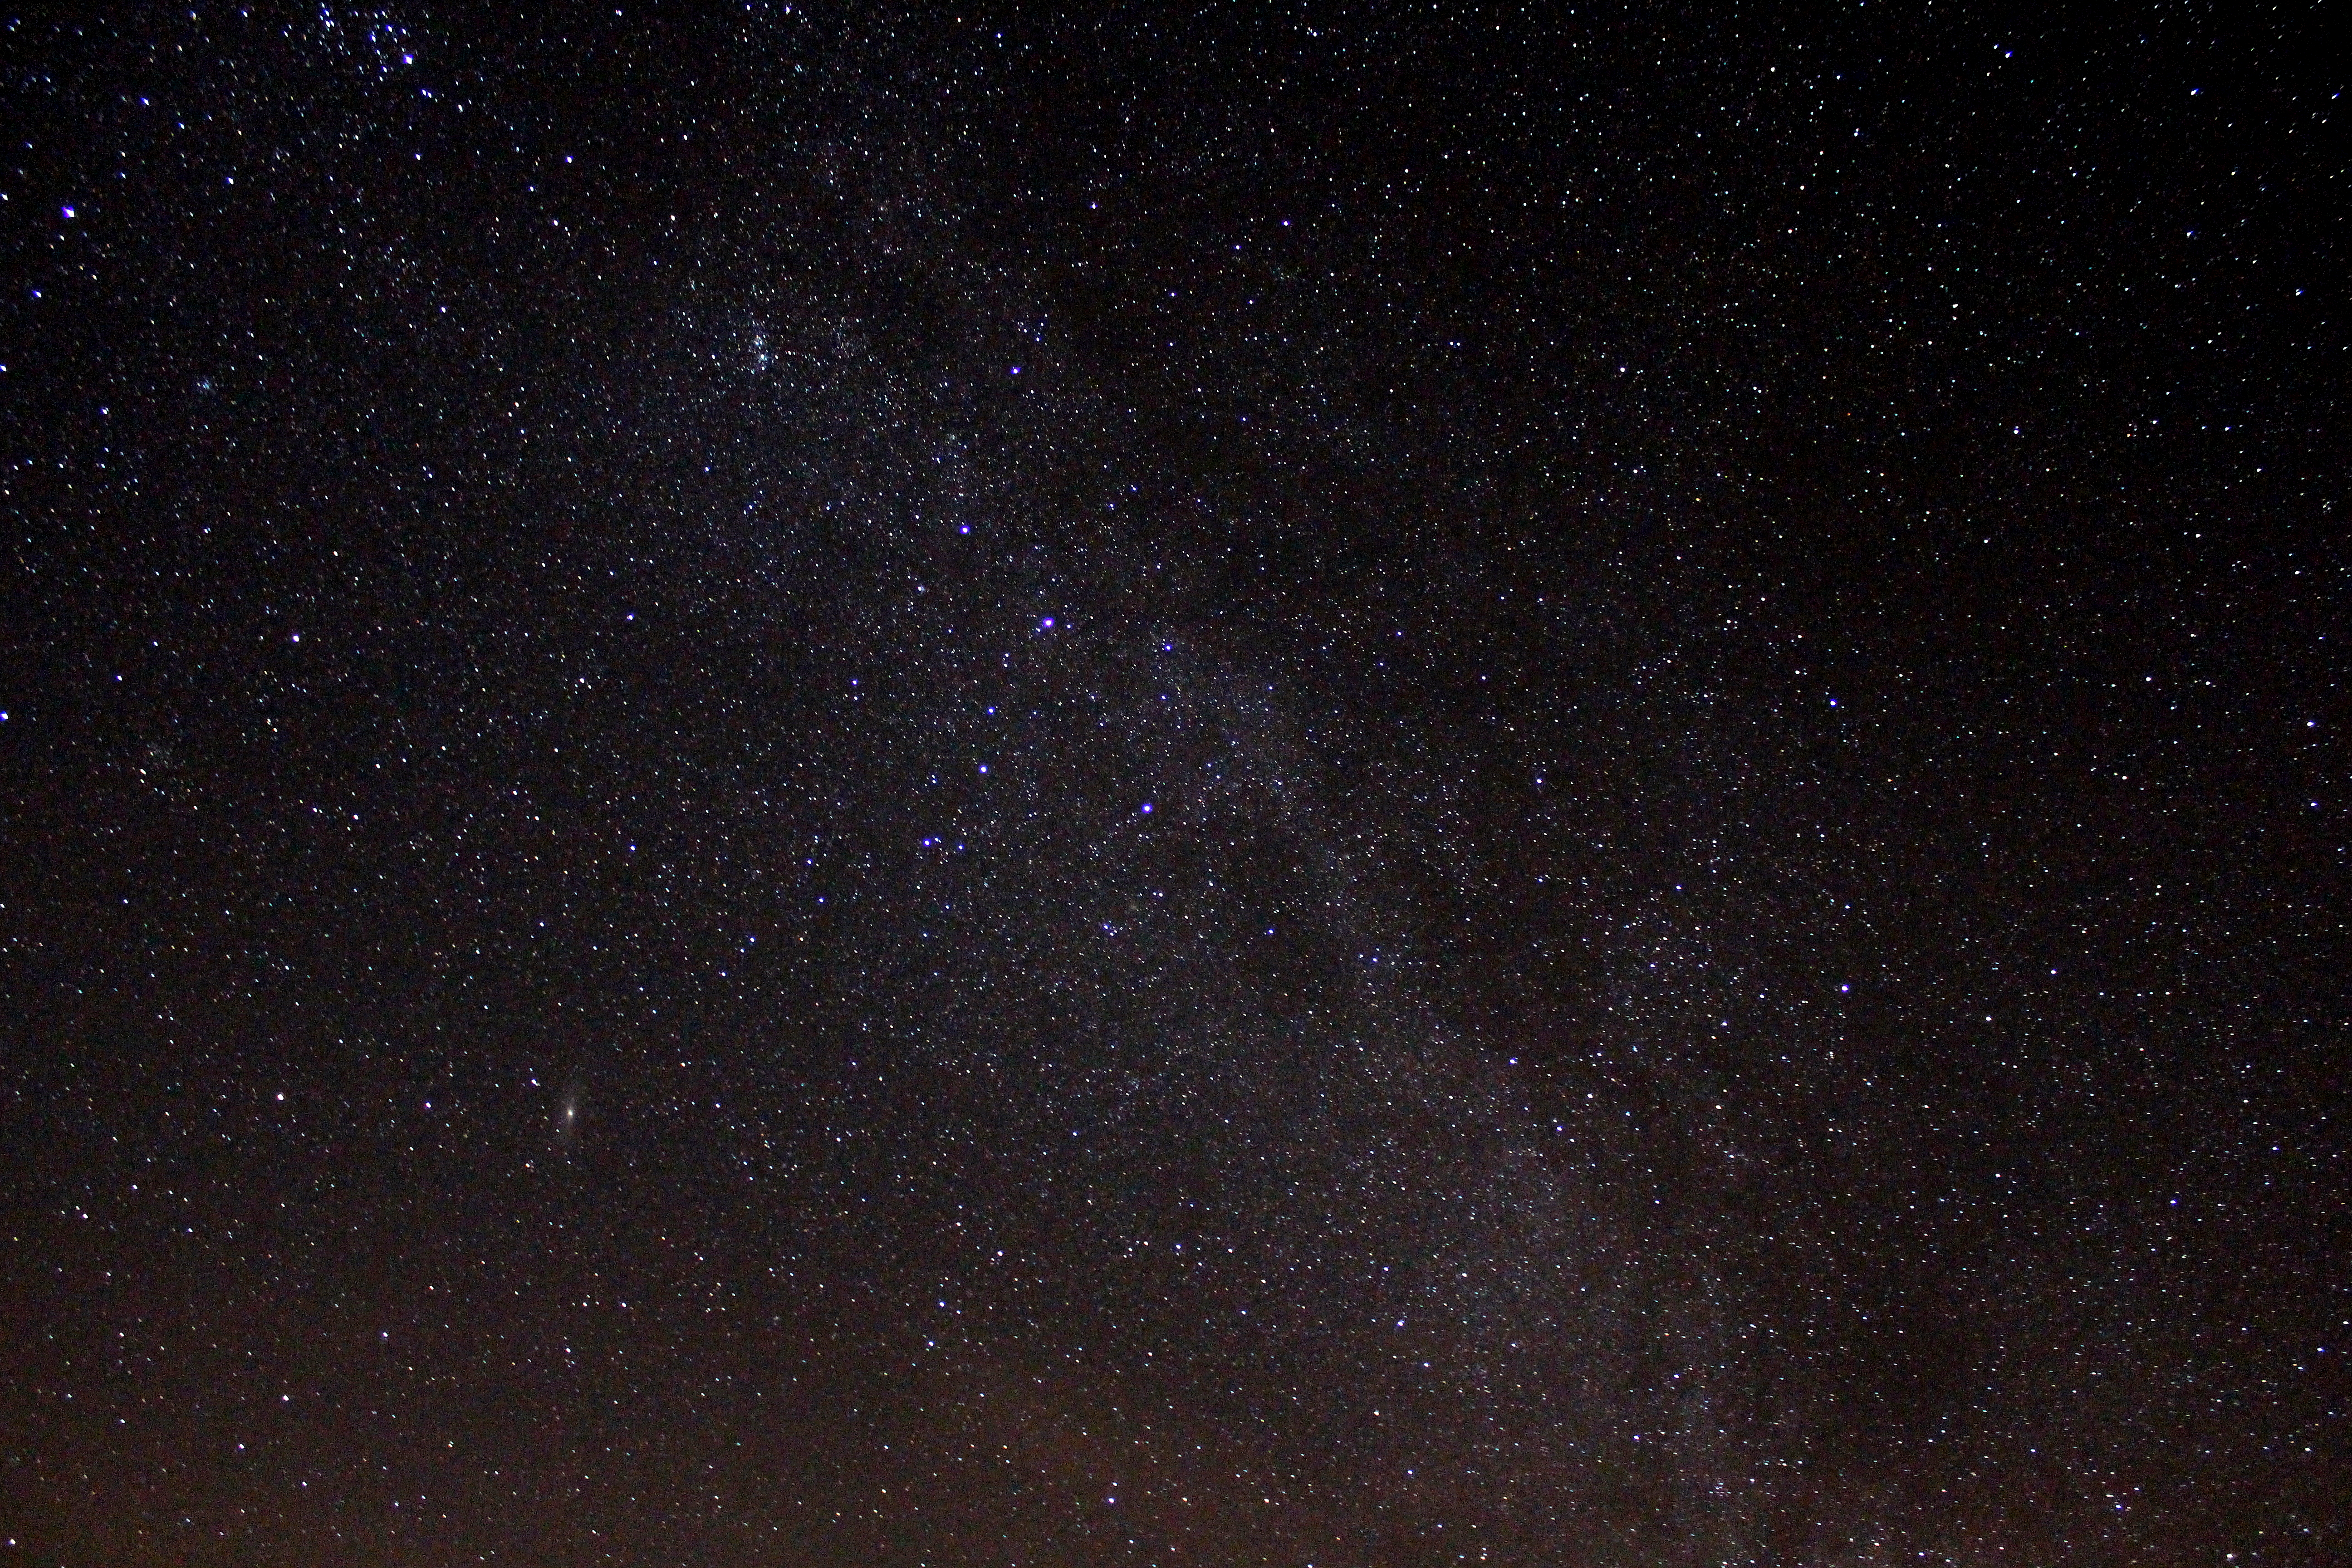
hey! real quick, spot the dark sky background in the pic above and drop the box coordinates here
[2,4,2346,1565]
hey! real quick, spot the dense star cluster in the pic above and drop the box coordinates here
[2,5,2345,1565]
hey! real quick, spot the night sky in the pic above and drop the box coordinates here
[3,5,2346,1565]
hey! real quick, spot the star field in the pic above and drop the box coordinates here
[1,5,2346,1565]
